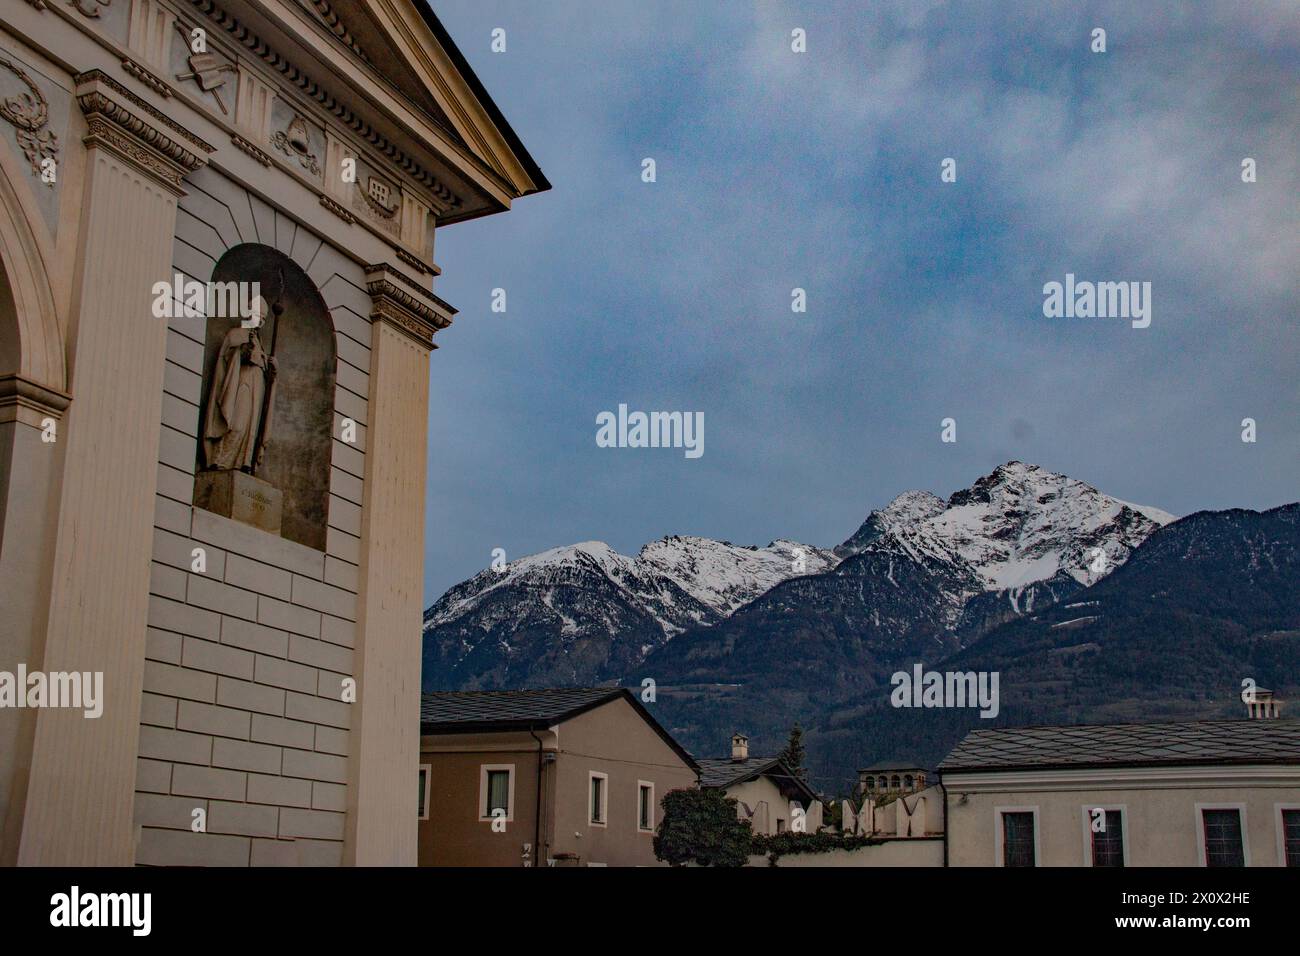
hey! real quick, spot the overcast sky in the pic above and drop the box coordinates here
[419,1,1299,602]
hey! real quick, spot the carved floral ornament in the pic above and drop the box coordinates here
[0,56,59,186]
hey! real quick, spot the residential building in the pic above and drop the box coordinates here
[698,732,823,835]
[0,0,545,865]
[417,688,699,867]
[940,719,1300,866]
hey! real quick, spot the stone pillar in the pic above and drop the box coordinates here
[344,264,453,865]
[0,377,68,864]
[14,72,210,865]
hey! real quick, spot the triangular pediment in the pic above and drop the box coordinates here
[296,0,547,205]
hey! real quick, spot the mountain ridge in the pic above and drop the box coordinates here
[423,461,1175,693]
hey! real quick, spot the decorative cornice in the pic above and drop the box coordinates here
[79,71,214,152]
[308,0,371,66]
[319,194,355,224]
[396,247,438,276]
[364,263,455,350]
[0,372,72,421]
[75,71,213,189]
[186,0,461,213]
[231,134,272,166]
[120,58,171,98]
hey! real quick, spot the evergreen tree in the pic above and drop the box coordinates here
[778,723,807,780]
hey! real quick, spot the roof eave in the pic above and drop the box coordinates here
[412,3,550,198]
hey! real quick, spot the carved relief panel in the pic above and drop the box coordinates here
[169,15,238,116]
[269,96,325,183]
[0,41,71,234]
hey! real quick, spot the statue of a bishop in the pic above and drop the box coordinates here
[202,324,278,473]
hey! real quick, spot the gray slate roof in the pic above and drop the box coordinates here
[420,687,622,729]
[940,719,1300,773]
[419,687,699,770]
[697,756,784,789]
[696,756,821,804]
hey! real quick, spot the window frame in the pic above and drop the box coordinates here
[1079,804,1128,867]
[1274,804,1300,867]
[478,763,516,823]
[588,771,608,827]
[994,806,1040,867]
[637,780,655,833]
[1195,803,1249,867]
[418,763,432,821]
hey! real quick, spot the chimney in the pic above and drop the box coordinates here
[730,733,749,762]
[1246,688,1281,719]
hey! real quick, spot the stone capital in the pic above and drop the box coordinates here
[74,70,214,192]
[364,263,456,350]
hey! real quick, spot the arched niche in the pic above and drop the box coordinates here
[0,155,63,391]
[195,243,336,551]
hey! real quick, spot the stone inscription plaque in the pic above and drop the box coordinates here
[194,469,283,536]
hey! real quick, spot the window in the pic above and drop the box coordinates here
[417,764,431,820]
[486,771,510,816]
[637,782,654,832]
[1202,809,1244,867]
[890,775,901,789]
[1090,810,1124,867]
[478,764,515,822]
[589,772,607,826]
[1002,811,1037,867]
[904,774,914,790]
[1282,809,1300,867]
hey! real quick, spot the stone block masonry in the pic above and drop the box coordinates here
[137,174,365,866]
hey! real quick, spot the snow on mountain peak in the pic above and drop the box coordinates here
[424,533,836,636]
[840,461,1176,590]
[423,461,1182,692]
[882,490,947,522]
[638,535,837,616]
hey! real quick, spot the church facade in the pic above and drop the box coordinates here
[0,0,545,865]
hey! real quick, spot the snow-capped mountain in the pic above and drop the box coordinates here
[422,461,1175,693]
[839,460,1175,596]
[638,462,1182,767]
[642,460,1177,699]
[421,536,836,690]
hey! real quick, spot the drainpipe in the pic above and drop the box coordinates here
[530,728,545,867]
[939,778,949,867]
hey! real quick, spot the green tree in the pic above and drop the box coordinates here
[778,723,807,780]
[653,788,753,867]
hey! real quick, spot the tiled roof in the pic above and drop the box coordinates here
[697,756,783,789]
[697,756,822,804]
[418,687,699,770]
[419,687,621,729]
[940,720,1300,772]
